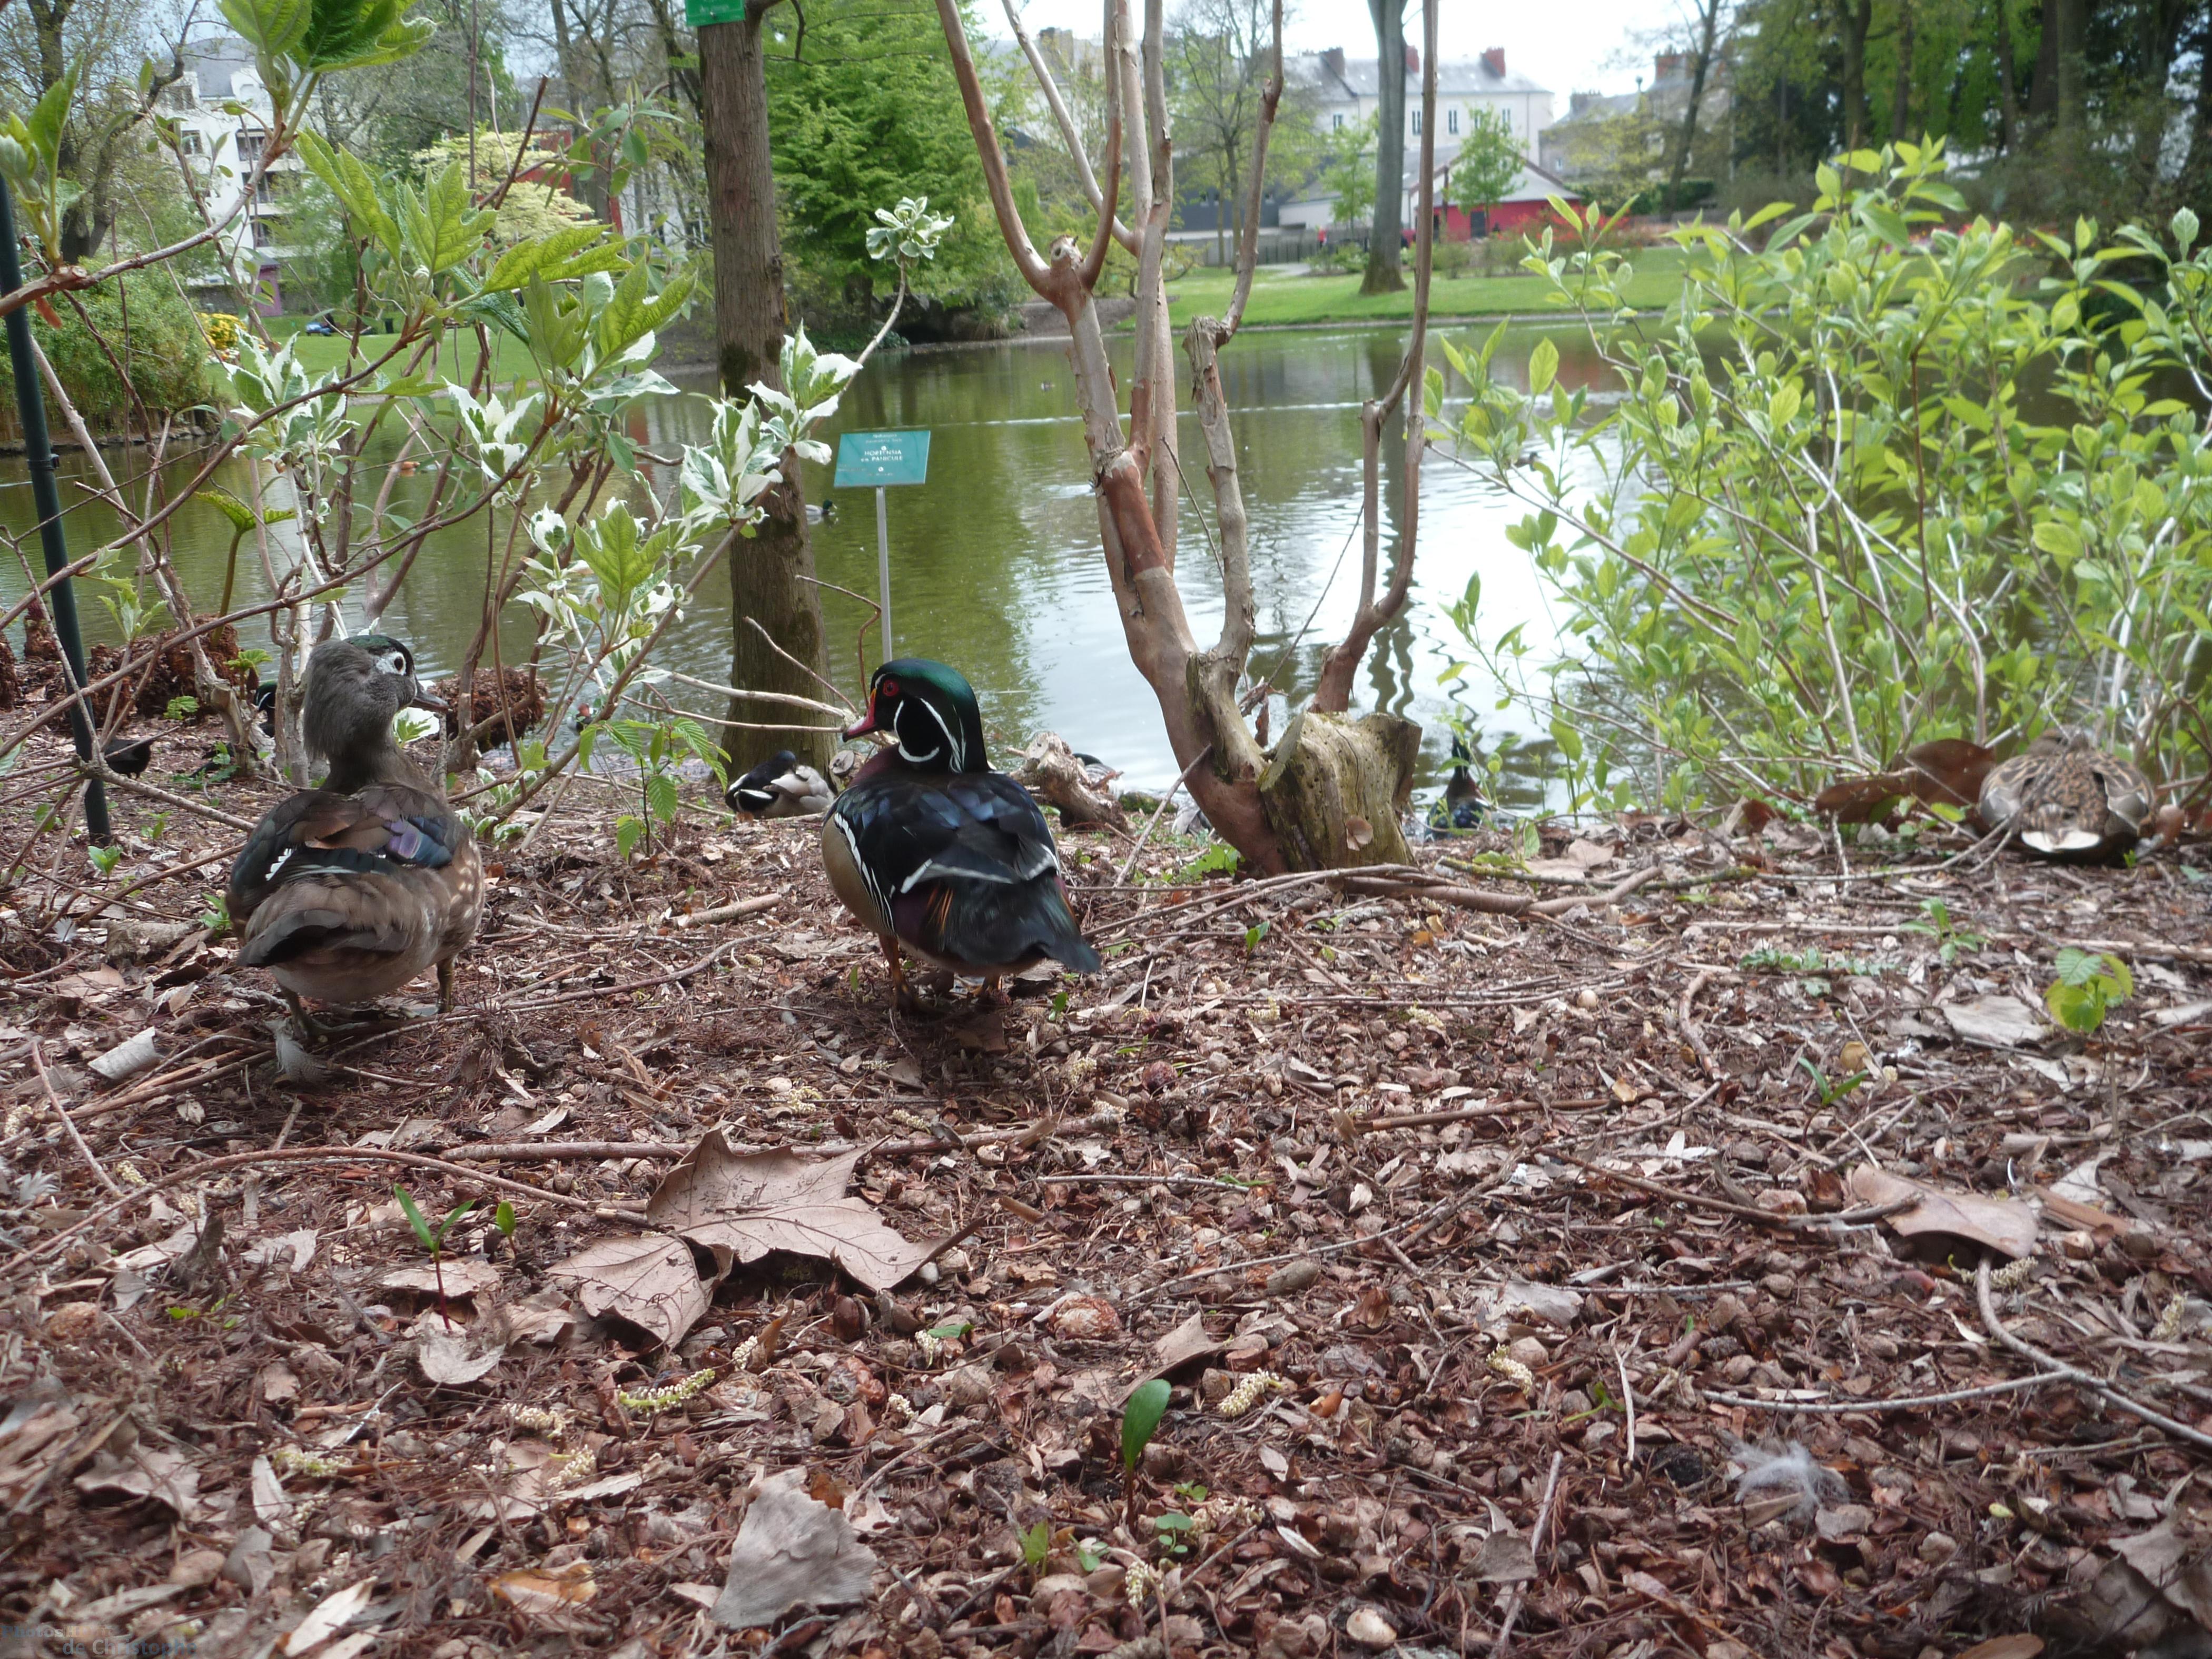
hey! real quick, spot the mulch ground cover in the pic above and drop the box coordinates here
[1,732,2209,1659]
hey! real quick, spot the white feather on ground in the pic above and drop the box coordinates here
[1728,1437,1848,1519]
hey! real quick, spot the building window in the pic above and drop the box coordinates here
[251,218,273,248]
[238,129,266,168]
[1332,112,1345,130]
[181,130,204,156]
[1411,108,1421,135]
[1448,107,1460,134]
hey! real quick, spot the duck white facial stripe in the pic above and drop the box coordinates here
[893,702,943,764]
[908,696,961,768]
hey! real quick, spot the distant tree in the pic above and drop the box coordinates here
[765,0,1008,319]
[1667,0,1732,194]
[1166,0,1317,261]
[1450,105,1522,230]
[0,0,185,260]
[1316,108,1375,225]
[1361,0,1406,293]
[413,131,596,242]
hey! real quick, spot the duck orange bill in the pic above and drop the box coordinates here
[842,709,880,740]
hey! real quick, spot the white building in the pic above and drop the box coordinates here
[1278,47,1555,230]
[159,39,301,311]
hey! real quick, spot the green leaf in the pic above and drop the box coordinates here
[1527,336,1558,398]
[2055,945,2102,987]
[2045,979,2107,1034]
[437,1198,478,1246]
[1121,1378,1170,1470]
[2031,520,2083,560]
[615,815,644,860]
[1019,1521,1050,1569]
[392,1183,437,1253]
[645,771,681,824]
[221,0,312,64]
[483,221,611,293]
[493,1199,516,1236]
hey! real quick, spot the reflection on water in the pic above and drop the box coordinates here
[0,324,1606,808]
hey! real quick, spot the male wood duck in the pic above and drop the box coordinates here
[822,659,1100,1007]
[1424,737,1491,837]
[1978,727,2155,861]
[727,749,834,819]
[228,635,483,1024]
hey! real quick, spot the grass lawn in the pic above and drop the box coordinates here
[270,318,542,384]
[1158,244,1692,328]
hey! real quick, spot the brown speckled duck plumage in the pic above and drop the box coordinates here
[1977,728,2155,861]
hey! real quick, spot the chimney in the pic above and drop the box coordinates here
[1571,91,1596,114]
[1655,51,1684,79]
[1405,43,1419,74]
[1321,45,1345,81]
[1482,46,1505,78]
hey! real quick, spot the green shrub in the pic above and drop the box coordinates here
[1443,141,2212,812]
[0,274,209,433]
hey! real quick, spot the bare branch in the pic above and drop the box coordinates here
[933,0,1058,298]
[1002,0,1138,253]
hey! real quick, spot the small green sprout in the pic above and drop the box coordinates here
[393,1183,479,1331]
[1019,1520,1052,1572]
[88,844,123,877]
[2046,949,2133,1035]
[1122,1378,1170,1472]
[494,1199,517,1238]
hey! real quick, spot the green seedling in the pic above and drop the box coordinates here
[1243,920,1271,954]
[1121,1377,1171,1524]
[2046,949,2133,1036]
[1075,1539,1106,1574]
[88,844,123,877]
[1172,1480,1209,1504]
[393,1183,479,1331]
[1168,843,1240,883]
[165,695,199,722]
[1019,1520,1051,1574]
[1901,898,1984,964]
[1796,1054,1869,1108]
[199,892,231,935]
[494,1200,517,1238]
[1153,1511,1196,1558]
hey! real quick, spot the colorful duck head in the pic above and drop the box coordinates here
[843,659,989,775]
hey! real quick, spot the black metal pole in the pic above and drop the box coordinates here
[0,175,110,844]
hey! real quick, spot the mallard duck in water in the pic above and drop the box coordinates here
[822,658,1100,1008]
[1424,737,1492,837]
[1978,728,2155,861]
[228,635,483,1024]
[727,749,834,819]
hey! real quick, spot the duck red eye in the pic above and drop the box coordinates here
[878,679,900,700]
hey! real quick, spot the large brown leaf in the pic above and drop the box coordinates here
[1814,739,1999,823]
[546,1232,710,1349]
[647,1134,932,1292]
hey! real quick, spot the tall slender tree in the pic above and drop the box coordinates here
[1360,0,1405,295]
[699,1,833,775]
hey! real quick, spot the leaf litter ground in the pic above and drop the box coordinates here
[1,750,2210,1659]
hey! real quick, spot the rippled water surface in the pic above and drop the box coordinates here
[3,324,1602,805]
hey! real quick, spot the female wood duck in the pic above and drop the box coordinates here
[727,749,834,819]
[228,635,483,1023]
[1978,727,2156,861]
[823,659,1100,1007]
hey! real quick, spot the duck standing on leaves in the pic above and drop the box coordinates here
[1978,728,2156,862]
[228,635,483,1027]
[823,659,1100,1009]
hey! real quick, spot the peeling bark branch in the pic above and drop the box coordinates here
[1314,0,1437,714]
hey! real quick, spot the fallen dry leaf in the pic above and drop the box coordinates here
[418,1329,506,1386]
[281,1578,374,1654]
[709,1468,878,1629]
[74,1441,202,1520]
[1848,1165,2038,1259]
[546,1232,712,1350]
[1942,995,2046,1049]
[647,1134,932,1292]
[1953,1638,2044,1659]
[493,1562,599,1632]
[381,1260,500,1300]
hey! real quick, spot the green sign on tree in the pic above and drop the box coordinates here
[685,0,746,24]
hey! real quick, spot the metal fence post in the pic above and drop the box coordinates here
[0,176,110,844]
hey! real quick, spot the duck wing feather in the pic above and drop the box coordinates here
[230,784,473,967]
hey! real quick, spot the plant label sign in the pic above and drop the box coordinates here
[834,430,931,489]
[685,0,748,23]
[834,432,930,665]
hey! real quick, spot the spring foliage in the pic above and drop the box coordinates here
[1446,141,2212,811]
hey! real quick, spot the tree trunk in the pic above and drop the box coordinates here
[1668,0,1721,194]
[1835,0,1873,150]
[1890,0,1915,140]
[1361,0,1405,295]
[699,2,834,777]
[1992,0,2021,149]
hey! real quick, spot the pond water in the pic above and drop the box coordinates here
[1,322,1604,808]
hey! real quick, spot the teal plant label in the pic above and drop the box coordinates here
[685,0,748,24]
[835,429,931,488]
